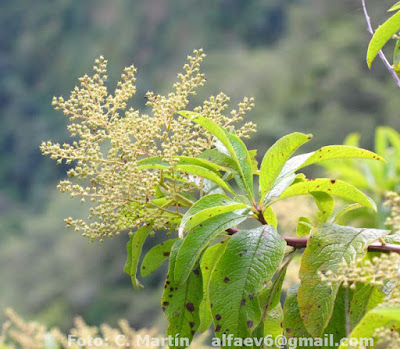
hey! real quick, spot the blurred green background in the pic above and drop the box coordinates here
[1,0,400,331]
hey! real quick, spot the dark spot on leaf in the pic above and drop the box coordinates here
[186,303,195,312]
[215,325,221,332]
[169,295,173,298]
[191,330,195,336]
[166,281,170,285]
[163,301,169,306]
[163,252,170,257]
[241,299,246,306]
[248,294,254,300]
[193,268,200,276]
[216,314,222,321]
[170,287,174,291]
[243,249,248,254]
[189,322,195,328]
[224,277,230,283]
[142,266,146,269]
[286,328,291,333]
[330,179,336,184]
[321,270,326,275]
[247,321,253,328]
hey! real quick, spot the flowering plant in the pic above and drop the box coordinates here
[42,50,400,349]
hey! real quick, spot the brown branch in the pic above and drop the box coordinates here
[361,0,400,89]
[227,228,400,253]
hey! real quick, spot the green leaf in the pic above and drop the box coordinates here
[182,202,247,236]
[175,164,234,194]
[311,191,335,223]
[283,284,312,342]
[140,238,178,277]
[349,283,386,329]
[389,1,400,12]
[178,193,247,237]
[297,145,385,169]
[296,217,312,237]
[259,132,312,200]
[200,149,237,170]
[179,111,254,200]
[124,224,153,289]
[175,211,248,284]
[263,206,278,229]
[225,131,254,200]
[367,10,400,68]
[176,155,232,173]
[209,225,286,346]
[162,240,203,348]
[298,224,389,337]
[261,303,283,349]
[259,252,294,319]
[283,284,348,349]
[137,156,170,170]
[278,178,377,211]
[339,305,400,349]
[198,241,229,333]
[331,203,364,223]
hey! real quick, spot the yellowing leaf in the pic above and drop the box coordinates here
[367,10,400,68]
[298,224,389,337]
[278,178,377,211]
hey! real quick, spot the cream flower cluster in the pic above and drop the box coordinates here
[40,50,256,240]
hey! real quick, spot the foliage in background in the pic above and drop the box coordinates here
[322,126,400,229]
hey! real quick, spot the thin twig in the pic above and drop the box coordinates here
[226,229,400,253]
[361,0,400,89]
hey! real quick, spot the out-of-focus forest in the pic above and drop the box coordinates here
[1,0,400,331]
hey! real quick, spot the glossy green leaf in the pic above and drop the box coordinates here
[162,240,203,348]
[209,225,286,346]
[140,238,178,277]
[175,211,248,284]
[279,178,377,211]
[225,131,254,200]
[367,10,400,68]
[124,224,153,289]
[175,164,234,194]
[298,224,389,337]
[259,132,311,200]
[339,305,400,349]
[198,241,229,333]
[178,193,245,237]
[296,217,312,237]
[298,145,385,169]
